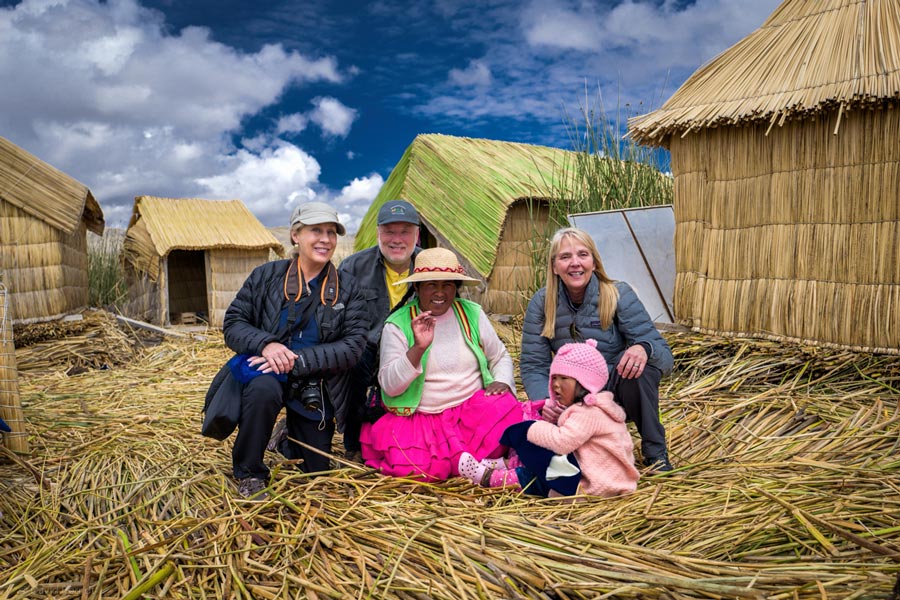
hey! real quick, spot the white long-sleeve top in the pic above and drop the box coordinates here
[378,306,515,414]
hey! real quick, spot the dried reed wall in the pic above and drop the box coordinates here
[0,200,89,324]
[483,201,553,316]
[122,267,159,325]
[671,107,900,352]
[0,282,27,453]
[206,249,271,328]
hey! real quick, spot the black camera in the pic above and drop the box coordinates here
[297,380,323,412]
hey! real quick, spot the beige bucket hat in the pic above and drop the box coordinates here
[290,202,346,235]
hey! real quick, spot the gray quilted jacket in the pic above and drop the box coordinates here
[520,275,673,400]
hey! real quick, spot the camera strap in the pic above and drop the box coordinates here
[282,294,318,345]
[280,259,339,343]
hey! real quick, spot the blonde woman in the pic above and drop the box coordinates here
[519,227,674,471]
[208,202,367,499]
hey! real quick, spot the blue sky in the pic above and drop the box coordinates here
[0,0,781,231]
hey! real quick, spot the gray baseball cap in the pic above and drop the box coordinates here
[377,200,419,226]
[290,202,346,235]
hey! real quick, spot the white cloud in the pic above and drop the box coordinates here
[449,59,492,87]
[417,0,782,130]
[523,4,601,51]
[522,0,781,68]
[240,134,270,153]
[308,97,358,138]
[196,143,321,226]
[81,26,144,75]
[276,113,308,135]
[0,0,346,226]
[337,173,383,204]
[320,173,384,233]
[0,0,786,230]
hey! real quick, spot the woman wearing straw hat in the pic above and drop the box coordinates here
[520,227,675,472]
[211,201,368,499]
[359,247,524,481]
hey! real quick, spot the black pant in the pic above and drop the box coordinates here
[608,365,667,459]
[280,412,335,473]
[232,375,334,480]
[341,343,377,452]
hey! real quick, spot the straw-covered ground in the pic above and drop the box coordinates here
[1,310,899,599]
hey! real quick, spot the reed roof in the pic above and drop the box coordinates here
[354,134,573,278]
[0,135,104,236]
[126,196,283,257]
[629,0,900,145]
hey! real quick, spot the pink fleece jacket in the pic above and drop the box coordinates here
[527,392,640,497]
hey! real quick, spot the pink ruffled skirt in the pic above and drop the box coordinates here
[360,390,524,481]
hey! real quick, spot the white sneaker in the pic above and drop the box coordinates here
[457,452,487,485]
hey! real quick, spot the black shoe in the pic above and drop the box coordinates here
[643,454,673,473]
[237,477,269,500]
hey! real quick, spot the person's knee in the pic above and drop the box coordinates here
[242,376,284,414]
[639,365,663,388]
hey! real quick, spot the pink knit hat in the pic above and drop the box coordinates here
[549,339,609,394]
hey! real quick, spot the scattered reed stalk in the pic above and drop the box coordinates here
[0,323,897,598]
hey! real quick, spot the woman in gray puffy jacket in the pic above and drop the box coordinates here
[219,202,367,499]
[520,227,674,472]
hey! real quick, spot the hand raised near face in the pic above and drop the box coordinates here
[410,310,435,350]
[541,397,564,424]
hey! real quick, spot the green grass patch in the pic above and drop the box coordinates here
[88,231,127,310]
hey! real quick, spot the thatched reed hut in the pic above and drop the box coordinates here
[355,134,577,315]
[0,136,105,324]
[121,196,283,328]
[628,0,900,353]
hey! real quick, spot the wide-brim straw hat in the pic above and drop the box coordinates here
[395,247,479,285]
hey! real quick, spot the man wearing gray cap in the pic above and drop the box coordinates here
[337,199,422,461]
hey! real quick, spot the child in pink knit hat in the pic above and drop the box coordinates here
[459,339,640,497]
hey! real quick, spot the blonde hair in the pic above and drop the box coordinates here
[540,227,619,338]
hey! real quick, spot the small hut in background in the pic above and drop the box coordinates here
[355,134,577,315]
[628,0,900,353]
[0,136,105,324]
[121,196,283,328]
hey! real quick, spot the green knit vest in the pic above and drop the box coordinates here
[381,298,494,416]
